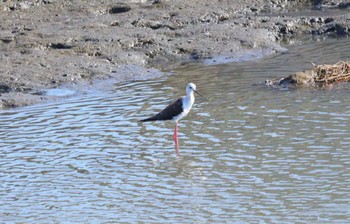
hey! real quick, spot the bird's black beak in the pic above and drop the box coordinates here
[195,90,207,100]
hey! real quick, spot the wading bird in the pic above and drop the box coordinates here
[140,83,203,155]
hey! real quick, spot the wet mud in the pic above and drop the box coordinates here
[0,0,349,108]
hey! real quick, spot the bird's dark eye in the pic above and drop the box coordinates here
[189,86,192,89]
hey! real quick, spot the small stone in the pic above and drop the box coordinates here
[111,21,120,26]
[324,18,334,24]
[48,43,73,49]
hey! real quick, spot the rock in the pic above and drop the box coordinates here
[48,43,74,49]
[313,22,349,36]
[0,84,11,94]
[109,4,131,14]
[324,18,334,24]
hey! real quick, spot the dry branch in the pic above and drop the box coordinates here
[266,61,350,87]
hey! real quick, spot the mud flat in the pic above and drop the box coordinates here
[1,0,349,108]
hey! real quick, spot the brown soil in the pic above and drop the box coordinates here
[1,0,349,108]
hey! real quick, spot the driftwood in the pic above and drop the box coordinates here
[265,61,350,87]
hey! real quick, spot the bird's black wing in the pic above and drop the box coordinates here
[140,97,184,122]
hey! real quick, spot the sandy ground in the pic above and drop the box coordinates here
[0,0,349,108]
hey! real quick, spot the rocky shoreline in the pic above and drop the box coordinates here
[1,0,349,108]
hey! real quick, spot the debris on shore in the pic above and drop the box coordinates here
[265,61,350,87]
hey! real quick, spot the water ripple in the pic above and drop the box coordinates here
[1,38,350,223]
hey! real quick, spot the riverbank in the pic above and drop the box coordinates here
[1,0,349,108]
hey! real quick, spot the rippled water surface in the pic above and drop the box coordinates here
[1,38,350,223]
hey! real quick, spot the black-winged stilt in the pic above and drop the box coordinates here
[140,83,203,154]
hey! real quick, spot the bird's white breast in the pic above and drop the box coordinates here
[182,94,194,111]
[173,94,194,122]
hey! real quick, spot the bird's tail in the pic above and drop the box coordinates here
[139,117,157,122]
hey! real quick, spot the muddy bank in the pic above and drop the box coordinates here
[1,0,350,108]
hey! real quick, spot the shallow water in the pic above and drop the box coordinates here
[1,38,350,223]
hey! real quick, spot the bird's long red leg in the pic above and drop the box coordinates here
[174,122,179,155]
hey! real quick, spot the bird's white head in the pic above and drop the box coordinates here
[186,83,196,95]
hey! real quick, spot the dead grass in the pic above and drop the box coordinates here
[313,61,350,85]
